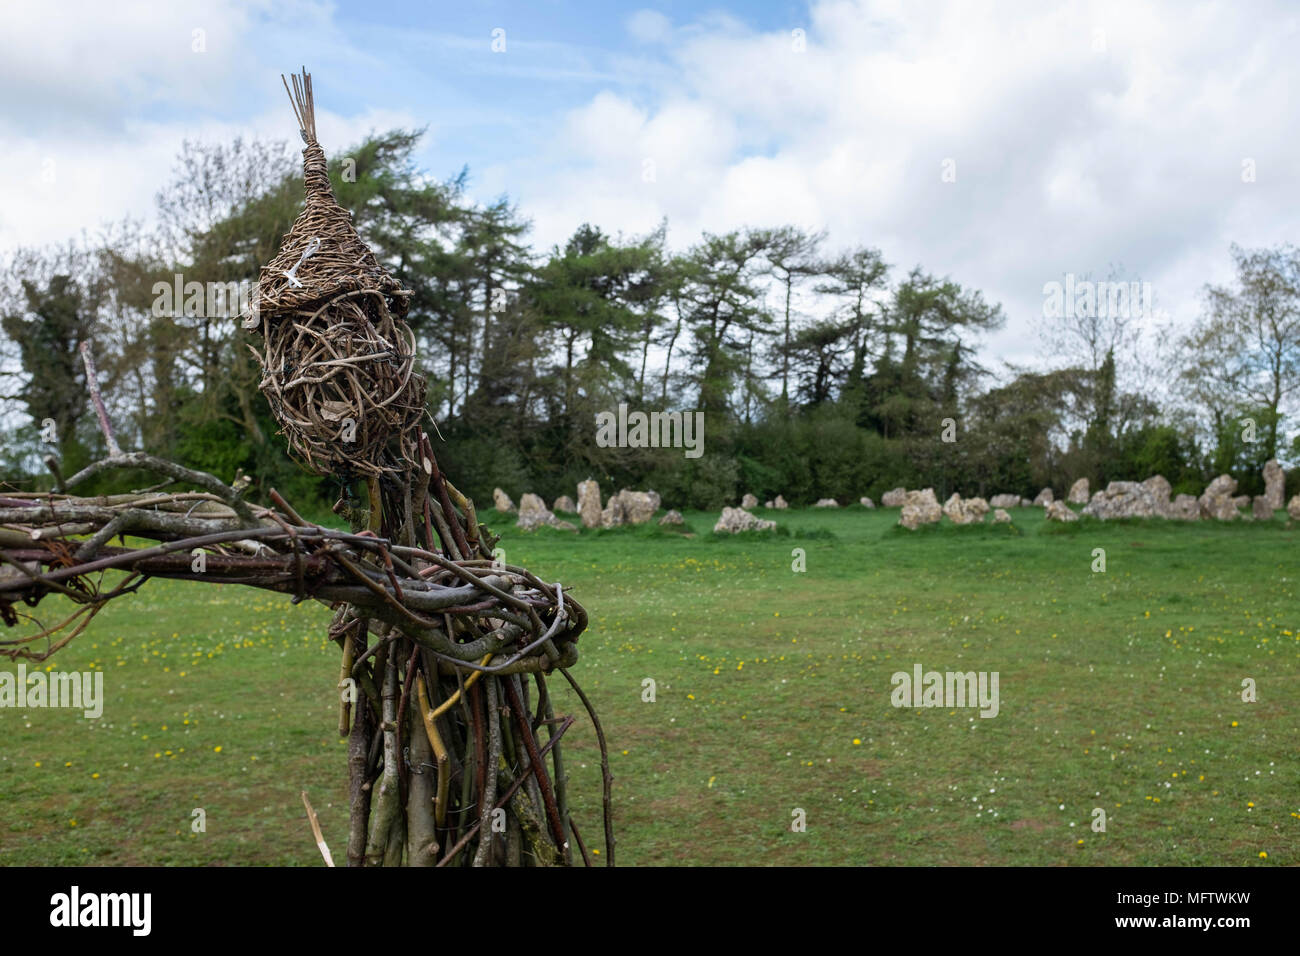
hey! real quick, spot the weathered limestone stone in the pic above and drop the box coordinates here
[1033,487,1054,506]
[1252,495,1273,520]
[1082,481,1159,519]
[1044,499,1078,522]
[1198,475,1239,521]
[659,509,684,526]
[1168,494,1200,520]
[772,495,789,509]
[552,495,576,513]
[1287,494,1300,521]
[492,488,515,513]
[602,488,661,527]
[992,508,1011,523]
[942,493,989,525]
[989,493,1020,509]
[1264,459,1285,510]
[741,493,759,509]
[1020,497,1033,507]
[881,487,907,507]
[860,497,875,508]
[813,498,839,508]
[1067,478,1090,504]
[577,479,602,529]
[764,500,774,508]
[516,493,576,532]
[1142,475,1172,512]
[713,506,776,533]
[899,488,941,530]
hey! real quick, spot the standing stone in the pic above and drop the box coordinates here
[602,489,660,527]
[989,494,1020,509]
[1288,494,1300,520]
[659,509,684,526]
[899,488,942,529]
[773,495,789,509]
[1082,481,1159,519]
[764,500,774,509]
[1067,478,1090,504]
[577,479,602,529]
[1198,474,1239,521]
[1142,475,1172,513]
[881,487,907,507]
[517,493,575,532]
[1232,494,1251,512]
[992,508,1011,524]
[1032,487,1054,506]
[813,498,839,508]
[1044,500,1078,522]
[1019,497,1033,508]
[1168,494,1200,521]
[552,495,576,513]
[1263,459,1285,510]
[860,497,875,508]
[741,493,759,509]
[1252,495,1273,520]
[942,493,989,525]
[492,488,515,513]
[713,507,776,533]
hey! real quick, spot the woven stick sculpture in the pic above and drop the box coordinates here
[0,70,613,867]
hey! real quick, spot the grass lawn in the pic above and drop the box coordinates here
[1,504,1297,866]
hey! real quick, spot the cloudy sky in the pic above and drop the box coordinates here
[2,0,1297,369]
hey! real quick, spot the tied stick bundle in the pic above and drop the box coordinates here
[0,69,614,867]
[245,69,426,480]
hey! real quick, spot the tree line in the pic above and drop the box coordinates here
[3,128,1298,511]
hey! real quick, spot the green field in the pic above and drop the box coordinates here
[2,505,1297,866]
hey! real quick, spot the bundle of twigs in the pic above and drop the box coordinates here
[1,65,613,866]
[0,446,613,866]
[245,69,426,479]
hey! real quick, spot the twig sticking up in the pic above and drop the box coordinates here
[282,68,317,145]
[79,342,121,457]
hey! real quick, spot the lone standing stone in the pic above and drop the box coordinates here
[1044,500,1077,522]
[813,498,839,508]
[1288,494,1300,521]
[1198,474,1239,521]
[713,507,776,533]
[577,479,602,529]
[1252,495,1273,520]
[492,488,515,513]
[553,495,576,513]
[899,488,942,529]
[1263,459,1284,510]
[992,508,1011,523]
[860,496,875,508]
[741,493,759,509]
[1067,478,1089,504]
[517,493,576,532]
[1033,487,1054,506]
[773,495,789,509]
[989,494,1019,509]
[942,493,989,524]
[882,487,907,507]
